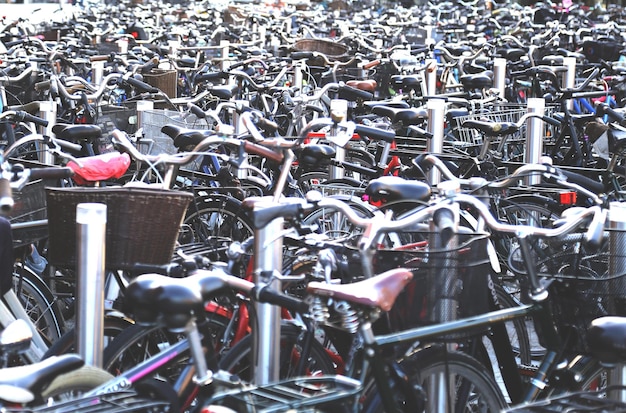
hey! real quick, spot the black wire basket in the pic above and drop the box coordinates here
[373,230,493,337]
[46,187,193,270]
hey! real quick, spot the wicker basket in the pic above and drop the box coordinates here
[294,39,349,59]
[46,187,193,270]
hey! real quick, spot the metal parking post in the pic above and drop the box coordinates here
[608,201,626,401]
[524,98,545,186]
[38,101,56,165]
[493,58,506,100]
[427,98,446,185]
[563,57,576,111]
[76,203,107,368]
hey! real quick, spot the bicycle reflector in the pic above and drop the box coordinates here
[559,191,577,206]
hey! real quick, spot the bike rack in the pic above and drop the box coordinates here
[76,203,107,368]
[524,98,545,186]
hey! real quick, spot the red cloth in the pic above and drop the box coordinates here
[68,152,131,185]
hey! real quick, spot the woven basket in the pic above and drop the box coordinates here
[46,187,193,270]
[294,39,349,58]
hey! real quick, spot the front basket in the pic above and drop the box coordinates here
[46,187,193,270]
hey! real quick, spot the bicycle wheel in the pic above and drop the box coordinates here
[218,323,337,382]
[42,316,134,359]
[180,194,254,248]
[363,346,508,413]
[12,263,64,346]
[302,195,374,239]
[103,313,231,376]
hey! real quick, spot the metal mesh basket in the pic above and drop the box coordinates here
[96,104,138,154]
[207,375,361,413]
[46,187,193,270]
[140,109,212,155]
[507,229,619,354]
[451,103,556,147]
[9,180,48,248]
[373,230,492,337]
[505,386,626,412]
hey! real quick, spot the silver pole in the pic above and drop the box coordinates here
[524,98,545,186]
[425,59,438,96]
[493,58,506,99]
[563,57,576,111]
[38,101,56,165]
[609,201,626,400]
[76,203,107,368]
[427,98,446,185]
[253,198,283,385]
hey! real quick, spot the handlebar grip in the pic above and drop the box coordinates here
[433,207,456,247]
[140,57,159,74]
[49,137,84,154]
[188,103,207,119]
[585,208,606,250]
[338,84,374,102]
[243,141,284,163]
[89,55,110,62]
[251,285,310,314]
[35,80,51,92]
[29,167,74,181]
[124,76,160,94]
[256,117,279,134]
[130,263,186,278]
[542,115,562,127]
[0,178,13,215]
[15,111,48,127]
[362,59,381,70]
[595,102,625,123]
[354,124,395,143]
[291,51,315,60]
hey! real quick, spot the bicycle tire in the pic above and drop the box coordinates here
[302,194,374,239]
[12,264,64,346]
[362,346,508,413]
[103,313,231,376]
[218,323,337,382]
[42,316,134,359]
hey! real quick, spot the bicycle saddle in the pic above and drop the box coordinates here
[161,124,215,149]
[207,84,239,100]
[587,316,626,364]
[0,354,83,402]
[125,271,230,331]
[346,79,377,93]
[390,74,422,91]
[298,144,336,170]
[460,73,493,90]
[52,124,102,143]
[371,106,428,126]
[307,268,413,312]
[364,176,431,204]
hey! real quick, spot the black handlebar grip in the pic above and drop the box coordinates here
[0,178,13,215]
[124,76,160,94]
[542,115,562,127]
[29,167,74,181]
[432,207,456,247]
[130,263,185,278]
[354,124,395,143]
[251,285,310,314]
[338,84,374,102]
[140,57,159,74]
[595,102,625,123]
[256,117,279,134]
[291,51,315,60]
[188,103,207,119]
[15,111,48,127]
